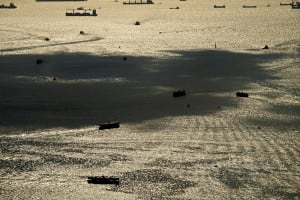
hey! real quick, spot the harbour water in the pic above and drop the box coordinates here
[0,0,299,199]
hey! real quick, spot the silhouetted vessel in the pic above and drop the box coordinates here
[291,2,300,8]
[173,89,186,98]
[123,0,154,5]
[214,5,225,8]
[236,92,249,98]
[98,121,120,130]
[291,5,300,8]
[37,0,86,1]
[87,176,120,185]
[65,8,97,16]
[242,5,257,8]
[0,3,16,8]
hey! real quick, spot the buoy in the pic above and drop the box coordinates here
[262,45,269,49]
[36,59,43,64]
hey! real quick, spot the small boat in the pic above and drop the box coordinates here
[262,45,269,49]
[65,9,97,16]
[0,3,17,9]
[98,121,120,130]
[213,5,225,8]
[169,6,180,9]
[236,92,249,98]
[242,5,257,8]
[87,176,120,185]
[291,2,300,8]
[291,4,300,8]
[123,0,154,5]
[173,89,186,98]
[37,0,87,1]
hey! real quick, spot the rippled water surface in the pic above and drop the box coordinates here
[0,0,300,199]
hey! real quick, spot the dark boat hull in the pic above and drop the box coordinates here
[0,4,17,8]
[123,0,154,4]
[99,121,120,130]
[87,176,120,185]
[291,5,300,9]
[173,90,186,98]
[214,5,225,8]
[123,2,154,4]
[66,13,97,16]
[37,0,86,1]
[236,92,249,98]
[242,5,257,8]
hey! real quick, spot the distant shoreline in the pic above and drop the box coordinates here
[36,0,87,2]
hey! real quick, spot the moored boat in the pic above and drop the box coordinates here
[291,4,300,8]
[291,2,300,8]
[236,92,249,98]
[242,5,257,8]
[0,3,17,9]
[123,0,154,4]
[37,0,86,1]
[65,8,97,16]
[173,89,186,98]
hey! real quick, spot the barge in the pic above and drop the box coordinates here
[65,8,97,16]
[123,0,154,5]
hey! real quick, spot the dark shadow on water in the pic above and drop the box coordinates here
[0,50,283,130]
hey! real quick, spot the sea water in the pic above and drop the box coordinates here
[0,0,299,199]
